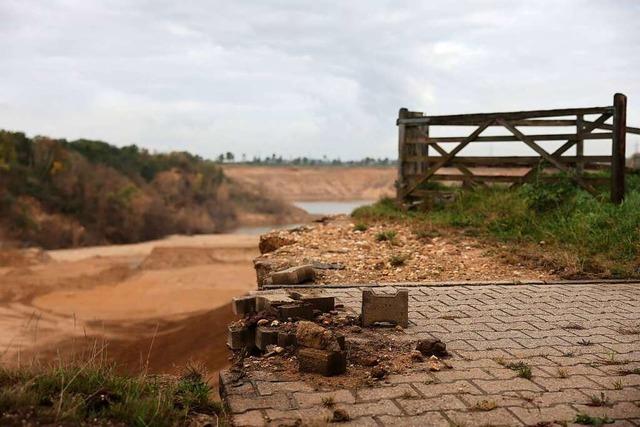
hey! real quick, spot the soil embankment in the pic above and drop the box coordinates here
[0,234,259,391]
[224,165,396,201]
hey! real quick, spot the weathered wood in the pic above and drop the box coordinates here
[408,174,609,185]
[611,93,627,204]
[403,155,612,166]
[403,120,493,196]
[576,114,584,175]
[585,121,640,135]
[430,143,485,187]
[397,106,613,125]
[409,132,612,144]
[514,113,613,186]
[497,119,597,195]
[397,108,409,201]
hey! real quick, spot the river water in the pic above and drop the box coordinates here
[231,199,374,235]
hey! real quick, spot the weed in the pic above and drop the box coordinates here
[389,253,409,267]
[504,361,532,380]
[578,339,593,346]
[472,399,497,411]
[321,396,335,408]
[598,352,630,366]
[616,367,640,376]
[557,368,568,378]
[613,379,623,390]
[587,392,611,407]
[353,222,368,232]
[562,352,575,358]
[574,412,613,425]
[375,230,397,242]
[401,390,416,399]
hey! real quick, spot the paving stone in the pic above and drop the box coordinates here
[414,379,484,396]
[264,408,332,425]
[431,367,493,382]
[227,394,292,413]
[256,381,313,396]
[377,412,450,427]
[361,288,409,328]
[356,384,415,401]
[510,404,577,425]
[293,389,355,408]
[346,399,402,418]
[531,375,603,392]
[445,408,524,426]
[474,378,544,393]
[397,395,466,414]
[232,410,265,427]
[573,401,640,419]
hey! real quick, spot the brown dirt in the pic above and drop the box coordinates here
[223,165,396,201]
[257,216,557,284]
[0,233,257,393]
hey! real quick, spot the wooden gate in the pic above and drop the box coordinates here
[397,93,640,205]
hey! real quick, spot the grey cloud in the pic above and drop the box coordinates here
[0,0,638,159]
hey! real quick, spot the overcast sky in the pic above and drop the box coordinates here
[1,0,639,160]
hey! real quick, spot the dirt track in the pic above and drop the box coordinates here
[0,233,261,389]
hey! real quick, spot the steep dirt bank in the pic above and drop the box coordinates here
[0,234,261,392]
[223,165,396,201]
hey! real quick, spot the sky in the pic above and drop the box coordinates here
[1,0,639,160]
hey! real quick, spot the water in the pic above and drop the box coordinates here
[231,199,374,235]
[292,200,375,215]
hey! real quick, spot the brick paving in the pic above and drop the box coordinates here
[220,283,640,426]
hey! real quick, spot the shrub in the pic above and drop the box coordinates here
[375,230,397,242]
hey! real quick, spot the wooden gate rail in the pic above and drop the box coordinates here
[397,93,639,205]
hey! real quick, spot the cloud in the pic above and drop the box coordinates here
[0,0,638,159]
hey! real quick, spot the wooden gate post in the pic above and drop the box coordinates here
[611,93,627,204]
[397,108,409,203]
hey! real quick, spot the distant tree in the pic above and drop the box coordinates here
[225,152,234,162]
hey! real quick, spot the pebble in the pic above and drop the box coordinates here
[257,319,269,326]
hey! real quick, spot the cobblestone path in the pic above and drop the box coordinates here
[221,283,640,426]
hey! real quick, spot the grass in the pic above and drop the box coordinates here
[0,360,223,426]
[501,361,532,380]
[353,222,368,232]
[352,174,640,278]
[587,392,611,407]
[557,368,568,378]
[321,396,335,408]
[375,230,397,242]
[389,253,410,267]
[575,412,613,425]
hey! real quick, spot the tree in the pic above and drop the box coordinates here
[225,152,235,163]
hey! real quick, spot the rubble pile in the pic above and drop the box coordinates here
[254,215,555,286]
[227,289,452,388]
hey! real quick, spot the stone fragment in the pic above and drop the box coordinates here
[416,338,447,357]
[253,260,274,288]
[232,295,256,316]
[255,326,279,351]
[257,319,269,326]
[295,321,341,351]
[298,347,347,376]
[288,292,335,313]
[410,350,424,362]
[256,294,295,311]
[371,365,388,379]
[270,265,316,285]
[259,233,295,254]
[277,331,296,347]
[227,325,255,350]
[361,289,409,328]
[332,409,350,422]
[277,303,314,321]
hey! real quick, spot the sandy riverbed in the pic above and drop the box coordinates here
[0,233,262,387]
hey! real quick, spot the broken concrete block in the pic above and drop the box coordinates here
[232,295,256,316]
[277,331,297,348]
[277,303,314,321]
[227,325,255,350]
[270,265,315,285]
[416,338,447,357]
[289,292,335,313]
[255,326,279,351]
[298,348,347,376]
[295,320,341,351]
[361,289,409,328]
[256,293,295,312]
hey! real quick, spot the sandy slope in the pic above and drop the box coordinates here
[0,234,260,388]
[223,165,396,201]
